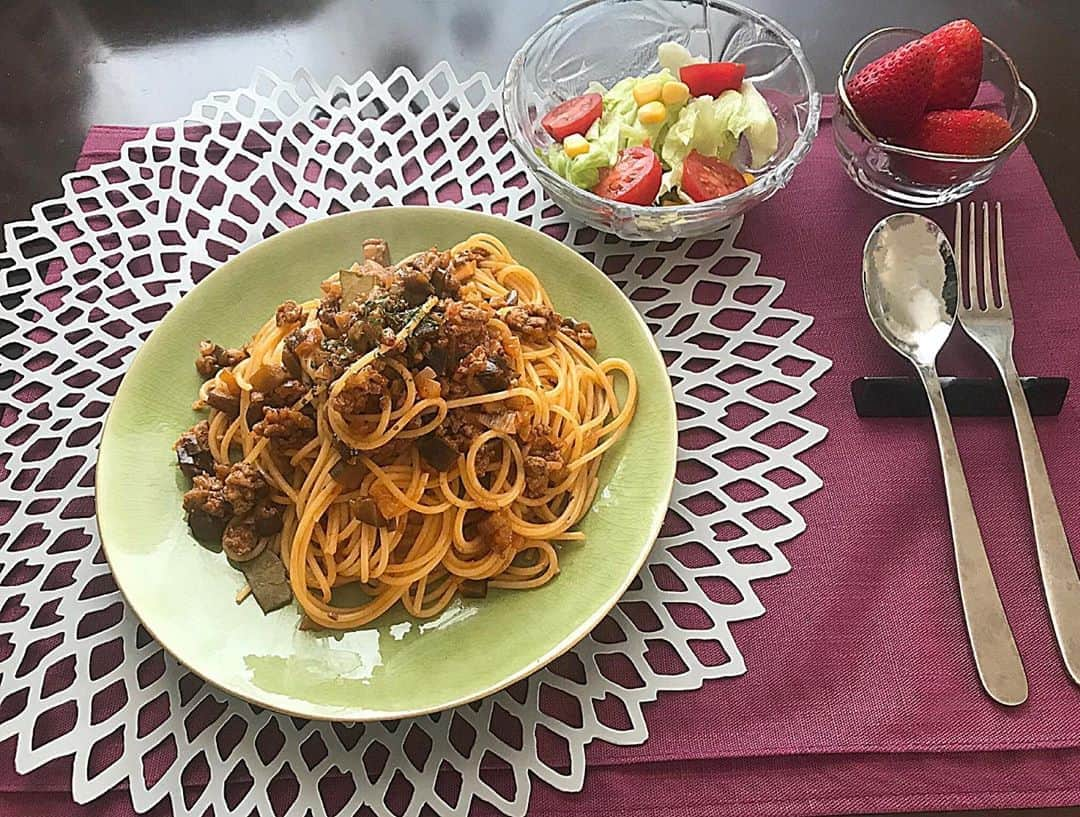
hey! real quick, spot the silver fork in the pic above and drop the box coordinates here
[956,201,1080,684]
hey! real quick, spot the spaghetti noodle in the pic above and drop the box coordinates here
[174,233,637,629]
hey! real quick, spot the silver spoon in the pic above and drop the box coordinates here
[863,213,1028,706]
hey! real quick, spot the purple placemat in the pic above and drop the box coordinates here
[4,100,1080,816]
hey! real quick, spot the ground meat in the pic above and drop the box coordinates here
[305,337,356,384]
[174,420,214,478]
[223,462,267,515]
[317,294,342,338]
[194,343,219,377]
[445,248,484,292]
[320,278,342,300]
[436,409,502,471]
[439,300,511,398]
[265,378,308,407]
[505,303,559,344]
[285,325,330,382]
[560,318,597,350]
[443,300,496,354]
[275,299,304,327]
[448,345,512,396]
[439,409,485,451]
[332,368,388,415]
[455,346,491,379]
[401,249,449,279]
[331,310,354,335]
[362,237,390,267]
[478,510,519,555]
[221,518,260,561]
[195,340,248,378]
[253,407,314,444]
[524,435,567,497]
[288,325,324,356]
[182,473,231,518]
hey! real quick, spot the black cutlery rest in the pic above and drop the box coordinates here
[852,376,1069,418]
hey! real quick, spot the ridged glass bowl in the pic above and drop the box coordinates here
[502,0,820,241]
[834,27,1038,208]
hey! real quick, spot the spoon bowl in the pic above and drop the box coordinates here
[863,213,957,367]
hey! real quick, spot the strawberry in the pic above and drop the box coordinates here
[921,19,984,110]
[903,109,1012,155]
[846,38,937,139]
[897,109,1012,184]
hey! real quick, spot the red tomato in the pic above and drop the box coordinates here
[681,150,748,202]
[540,93,603,141]
[592,146,662,206]
[679,62,747,97]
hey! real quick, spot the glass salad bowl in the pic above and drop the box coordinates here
[502,0,820,241]
[834,28,1038,208]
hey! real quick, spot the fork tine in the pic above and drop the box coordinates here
[982,201,994,308]
[996,202,1010,308]
[955,202,970,309]
[968,202,978,310]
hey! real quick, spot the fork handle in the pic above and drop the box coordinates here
[919,365,1028,705]
[999,355,1080,683]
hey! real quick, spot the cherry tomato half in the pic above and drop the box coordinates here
[540,93,604,141]
[592,146,662,206]
[681,150,747,202]
[679,62,746,97]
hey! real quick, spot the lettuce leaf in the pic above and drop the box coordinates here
[659,93,739,191]
[732,81,779,169]
[542,142,614,190]
[657,41,705,74]
[658,81,778,192]
[595,70,682,150]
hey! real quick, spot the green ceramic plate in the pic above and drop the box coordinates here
[97,206,676,721]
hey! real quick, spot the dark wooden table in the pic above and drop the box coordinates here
[1,2,1078,816]
[0,0,1077,250]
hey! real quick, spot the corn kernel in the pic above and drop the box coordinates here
[563,134,590,158]
[633,78,663,106]
[637,101,667,125]
[742,172,755,186]
[661,81,690,106]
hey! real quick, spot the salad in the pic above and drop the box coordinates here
[539,42,779,206]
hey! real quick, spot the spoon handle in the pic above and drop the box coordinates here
[918,365,1028,706]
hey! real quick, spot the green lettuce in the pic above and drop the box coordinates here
[657,41,705,73]
[659,80,778,192]
[594,70,683,151]
[542,142,613,190]
[660,92,739,190]
[732,81,779,169]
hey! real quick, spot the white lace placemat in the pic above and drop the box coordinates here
[0,64,831,816]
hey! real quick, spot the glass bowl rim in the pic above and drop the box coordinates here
[834,26,1038,163]
[501,0,822,217]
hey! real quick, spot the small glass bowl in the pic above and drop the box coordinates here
[834,27,1038,208]
[502,0,820,241]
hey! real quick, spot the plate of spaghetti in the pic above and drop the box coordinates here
[97,206,676,720]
